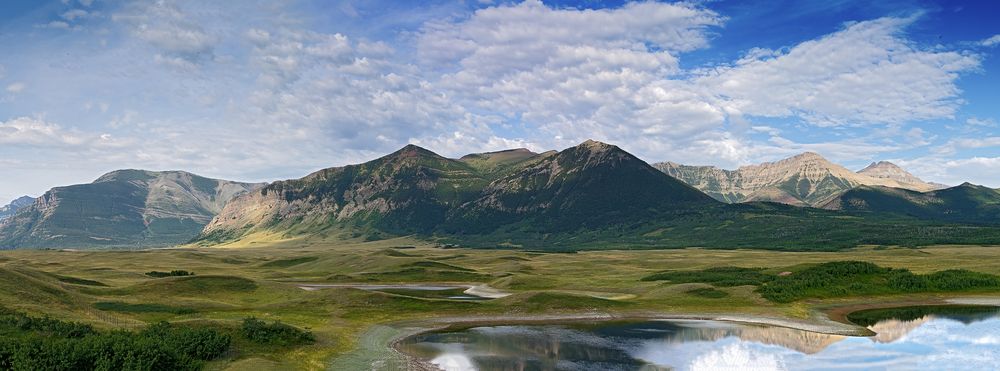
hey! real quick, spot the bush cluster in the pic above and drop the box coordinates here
[641,261,1000,303]
[0,308,229,370]
[145,270,194,278]
[240,317,314,346]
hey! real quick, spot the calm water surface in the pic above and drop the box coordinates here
[399,306,1000,370]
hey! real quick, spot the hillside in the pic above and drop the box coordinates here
[655,154,941,207]
[198,140,716,244]
[197,142,1000,251]
[0,196,34,221]
[445,140,715,233]
[0,170,261,249]
[822,183,1000,224]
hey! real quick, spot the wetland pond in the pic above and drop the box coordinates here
[298,284,494,300]
[400,305,1000,370]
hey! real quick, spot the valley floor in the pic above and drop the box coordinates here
[1,238,999,370]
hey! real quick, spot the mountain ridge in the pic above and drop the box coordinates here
[199,140,716,244]
[0,196,35,221]
[0,170,262,249]
[655,153,943,207]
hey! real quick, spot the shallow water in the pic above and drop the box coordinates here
[400,306,1000,370]
[298,284,491,300]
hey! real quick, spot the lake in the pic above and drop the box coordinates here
[399,306,1000,370]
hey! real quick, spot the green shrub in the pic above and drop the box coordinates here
[641,266,773,286]
[0,308,230,370]
[145,270,194,278]
[685,287,729,298]
[240,317,314,346]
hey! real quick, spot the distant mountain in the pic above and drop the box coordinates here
[857,161,948,190]
[198,140,716,244]
[655,153,941,207]
[0,196,35,221]
[0,170,262,249]
[822,183,1000,224]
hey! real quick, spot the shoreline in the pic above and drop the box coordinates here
[361,310,870,371]
[340,297,1000,370]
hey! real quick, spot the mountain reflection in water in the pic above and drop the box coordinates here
[400,307,1000,371]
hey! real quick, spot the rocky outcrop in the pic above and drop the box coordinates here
[198,140,717,243]
[0,170,261,249]
[0,196,34,221]
[656,153,943,207]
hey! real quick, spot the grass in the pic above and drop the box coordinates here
[0,239,999,369]
[55,275,107,286]
[685,287,729,299]
[259,257,319,268]
[94,301,197,314]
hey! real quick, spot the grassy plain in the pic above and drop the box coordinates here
[1,237,999,369]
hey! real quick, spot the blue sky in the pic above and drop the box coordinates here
[0,0,998,202]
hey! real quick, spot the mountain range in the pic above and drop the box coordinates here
[199,140,715,245]
[654,153,944,207]
[1,141,998,250]
[0,170,261,249]
[0,196,34,221]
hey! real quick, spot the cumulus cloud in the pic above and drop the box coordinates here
[415,0,725,155]
[0,0,995,198]
[981,34,1000,47]
[0,117,88,146]
[114,1,219,67]
[696,16,979,126]
[896,156,1000,187]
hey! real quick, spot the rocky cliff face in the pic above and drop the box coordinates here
[0,170,261,249]
[0,196,34,221]
[198,140,717,243]
[656,153,942,207]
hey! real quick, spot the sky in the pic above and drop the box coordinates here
[0,0,998,202]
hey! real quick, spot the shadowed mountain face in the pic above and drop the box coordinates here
[445,140,716,233]
[655,153,942,207]
[823,183,1000,224]
[0,170,262,249]
[0,196,34,221]
[199,140,717,243]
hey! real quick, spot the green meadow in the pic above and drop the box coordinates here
[2,238,1000,369]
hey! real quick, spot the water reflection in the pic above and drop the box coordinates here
[400,306,1000,370]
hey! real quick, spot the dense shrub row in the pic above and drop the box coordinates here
[240,317,314,346]
[641,266,772,286]
[145,270,194,278]
[0,308,229,370]
[642,261,1000,303]
[757,262,1000,303]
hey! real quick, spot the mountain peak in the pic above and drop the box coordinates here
[578,139,614,150]
[861,161,903,172]
[788,151,827,162]
[389,144,442,159]
[856,160,938,190]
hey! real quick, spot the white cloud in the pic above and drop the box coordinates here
[696,16,979,126]
[0,0,994,197]
[114,1,218,67]
[981,34,1000,47]
[897,156,1000,187]
[967,117,997,127]
[5,83,25,94]
[61,9,92,21]
[0,117,86,146]
[39,20,71,29]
